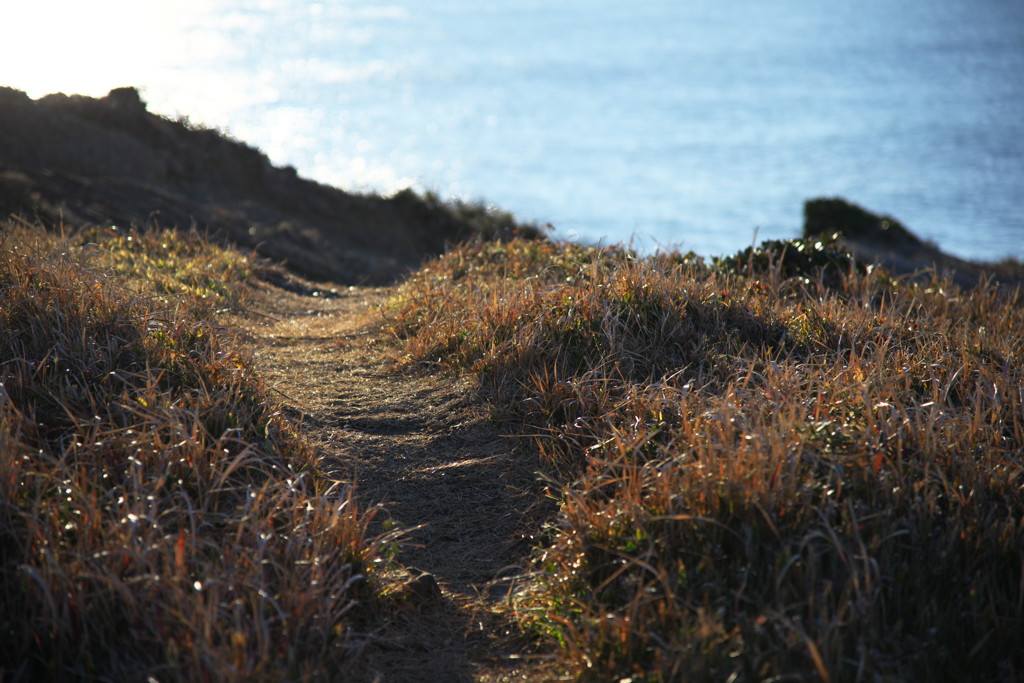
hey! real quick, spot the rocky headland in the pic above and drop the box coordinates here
[2,86,1019,287]
[803,197,1023,289]
[0,86,541,284]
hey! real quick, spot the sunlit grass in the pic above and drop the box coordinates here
[7,217,1021,679]
[81,223,262,311]
[388,235,1024,681]
[0,220,388,680]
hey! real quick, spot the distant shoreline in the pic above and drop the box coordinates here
[2,86,1021,289]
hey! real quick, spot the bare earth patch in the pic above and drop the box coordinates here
[229,279,562,682]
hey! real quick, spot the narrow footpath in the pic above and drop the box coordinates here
[232,280,561,682]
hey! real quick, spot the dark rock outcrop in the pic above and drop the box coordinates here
[804,198,925,251]
[803,197,1022,288]
[0,87,541,284]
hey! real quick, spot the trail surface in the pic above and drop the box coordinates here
[233,279,559,682]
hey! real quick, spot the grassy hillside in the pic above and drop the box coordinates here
[0,221,393,680]
[4,214,1023,681]
[387,236,1024,681]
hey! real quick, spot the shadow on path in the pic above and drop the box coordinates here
[237,284,559,682]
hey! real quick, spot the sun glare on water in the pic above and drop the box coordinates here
[0,0,251,125]
[4,2,180,96]
[1,0,415,194]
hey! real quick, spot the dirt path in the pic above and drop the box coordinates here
[232,280,560,682]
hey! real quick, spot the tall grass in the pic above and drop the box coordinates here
[387,236,1024,681]
[1,221,386,680]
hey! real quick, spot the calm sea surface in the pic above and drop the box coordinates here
[6,0,1024,259]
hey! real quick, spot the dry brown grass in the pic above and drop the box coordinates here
[387,236,1024,681]
[6,218,1022,680]
[0,221,392,680]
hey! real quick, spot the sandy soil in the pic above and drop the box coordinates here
[227,278,564,682]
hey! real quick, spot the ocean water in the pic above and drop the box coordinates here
[5,0,1024,260]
